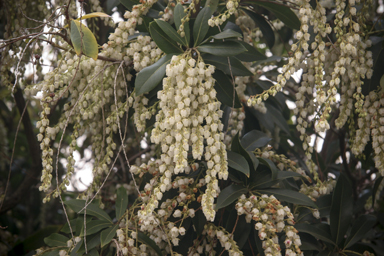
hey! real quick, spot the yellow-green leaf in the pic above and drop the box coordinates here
[78,12,111,20]
[70,20,98,60]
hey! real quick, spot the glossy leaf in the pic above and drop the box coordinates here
[120,0,139,11]
[135,54,173,96]
[116,186,128,220]
[155,19,187,46]
[205,0,219,14]
[231,132,257,170]
[193,7,211,46]
[251,1,301,30]
[227,151,250,177]
[100,225,119,247]
[212,70,242,107]
[258,158,278,179]
[344,215,377,249]
[256,188,317,208]
[197,41,247,56]
[61,219,77,233]
[64,199,113,223]
[174,4,190,45]
[149,22,183,54]
[78,12,111,20]
[276,170,302,179]
[243,9,275,48]
[266,103,290,134]
[215,184,248,210]
[330,174,353,246]
[203,54,254,76]
[138,232,163,256]
[295,223,336,245]
[77,233,101,255]
[41,249,62,256]
[44,233,68,247]
[84,248,98,256]
[235,41,267,62]
[80,220,112,237]
[211,29,242,40]
[317,194,332,217]
[70,20,98,60]
[241,130,271,151]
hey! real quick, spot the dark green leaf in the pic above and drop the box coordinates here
[233,216,252,249]
[344,215,377,249]
[203,54,254,76]
[231,132,257,170]
[135,54,173,96]
[44,233,68,247]
[330,174,353,246]
[149,22,183,54]
[215,184,248,210]
[193,7,211,46]
[80,220,112,237]
[258,158,278,179]
[295,223,336,245]
[248,151,260,171]
[116,186,129,220]
[64,200,113,223]
[317,194,332,217]
[211,29,242,40]
[235,41,267,62]
[119,0,139,11]
[243,9,275,48]
[41,249,62,256]
[212,70,242,107]
[300,233,323,251]
[372,176,384,208]
[197,41,247,56]
[70,20,98,60]
[100,225,119,248]
[174,4,190,45]
[192,210,207,236]
[256,188,317,208]
[70,239,83,256]
[241,130,271,151]
[205,0,219,14]
[61,219,77,233]
[138,232,163,256]
[84,248,99,256]
[253,55,282,67]
[77,233,101,254]
[276,170,302,179]
[227,151,250,177]
[265,103,290,134]
[251,1,301,30]
[155,19,187,46]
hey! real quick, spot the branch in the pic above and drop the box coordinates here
[0,89,42,214]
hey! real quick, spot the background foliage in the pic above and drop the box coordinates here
[0,0,384,255]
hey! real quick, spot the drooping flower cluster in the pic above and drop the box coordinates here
[149,53,228,221]
[236,194,303,256]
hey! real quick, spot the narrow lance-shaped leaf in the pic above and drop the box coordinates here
[193,7,211,46]
[174,4,190,45]
[330,174,353,246]
[250,1,301,30]
[203,54,254,76]
[235,41,267,62]
[155,19,187,46]
[44,233,69,247]
[64,199,113,223]
[227,151,250,177]
[242,9,275,48]
[135,54,173,96]
[215,184,248,210]
[80,220,112,237]
[70,20,98,60]
[295,223,336,245]
[256,188,317,208]
[212,70,242,108]
[197,41,247,56]
[100,225,119,248]
[241,130,271,151]
[116,186,128,220]
[138,232,163,256]
[149,22,183,54]
[344,215,377,249]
